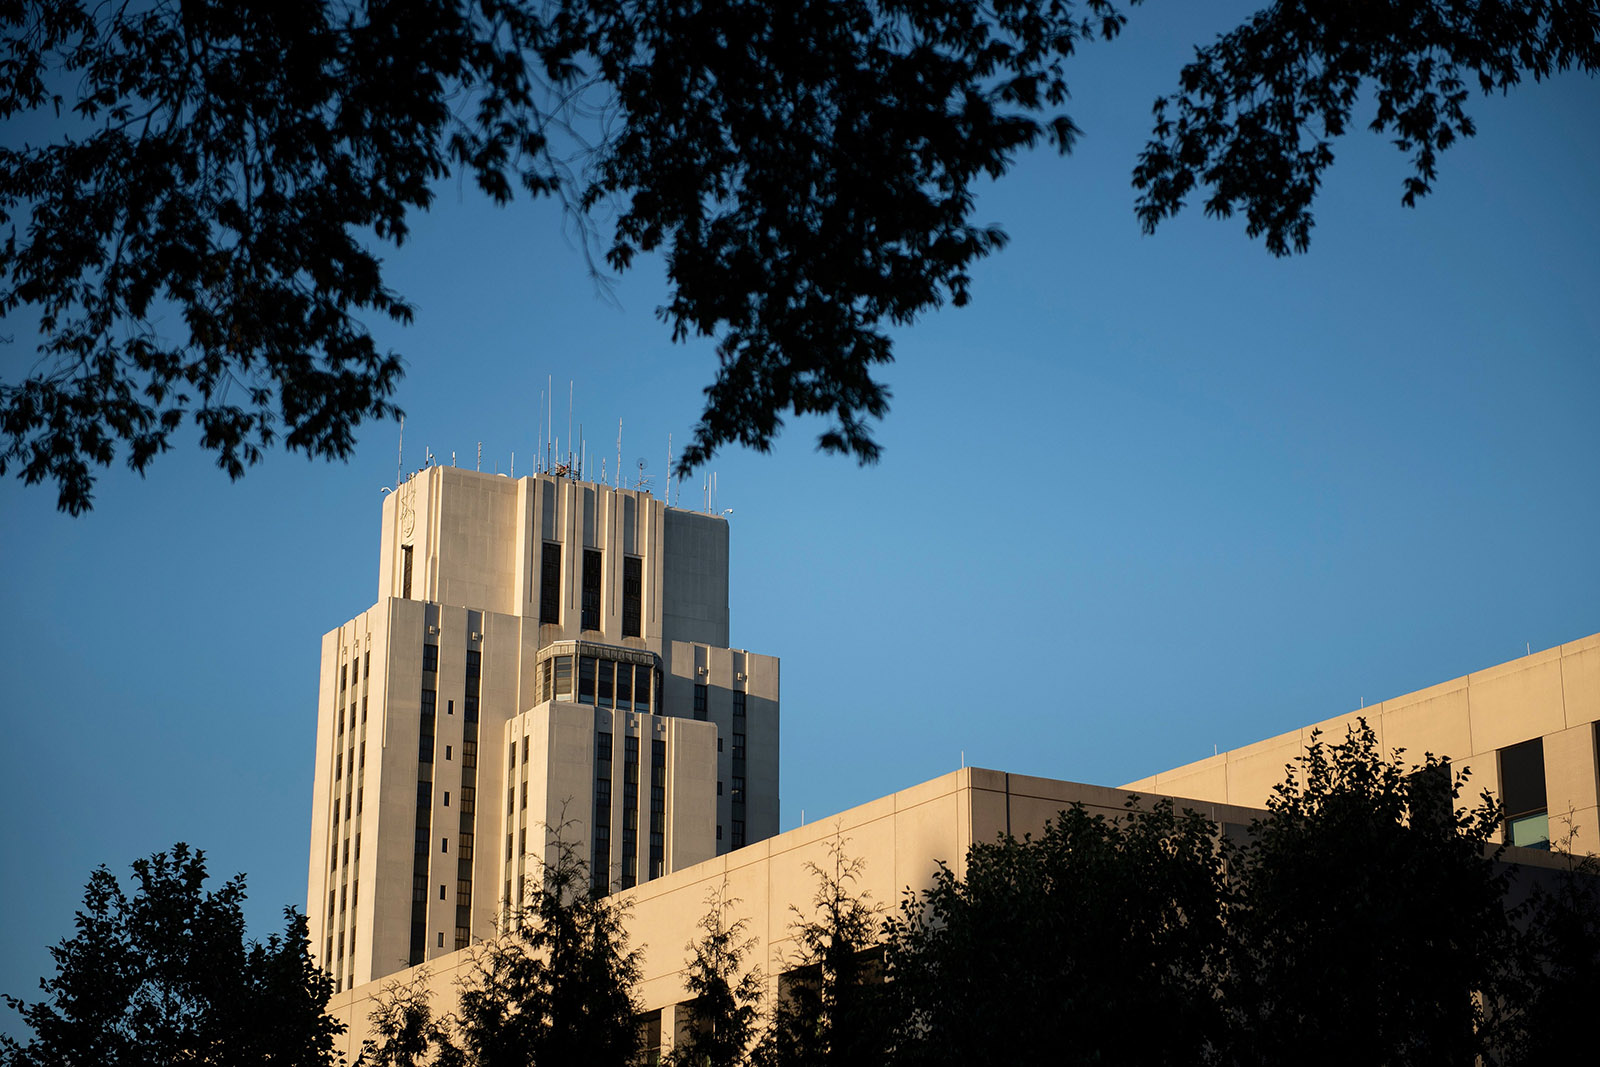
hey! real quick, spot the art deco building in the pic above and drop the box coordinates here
[306,466,780,990]
[306,466,1599,1059]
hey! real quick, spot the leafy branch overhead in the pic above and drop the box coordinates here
[1133,0,1600,254]
[4,2,1597,512]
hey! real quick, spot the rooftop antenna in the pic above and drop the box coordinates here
[395,415,404,489]
[601,458,607,485]
[510,451,515,478]
[567,380,573,477]
[547,375,553,473]
[451,450,456,467]
[476,442,481,472]
[616,419,623,489]
[635,458,651,492]
[665,434,672,505]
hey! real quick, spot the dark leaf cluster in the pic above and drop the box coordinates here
[1133,0,1600,254]
[884,798,1230,1067]
[1,0,1133,511]
[0,843,340,1067]
[665,885,763,1067]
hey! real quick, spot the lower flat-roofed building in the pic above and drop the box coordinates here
[319,631,1600,1060]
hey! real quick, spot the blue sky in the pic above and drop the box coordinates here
[2,6,1597,1020]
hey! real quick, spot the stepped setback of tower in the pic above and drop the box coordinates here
[306,466,778,990]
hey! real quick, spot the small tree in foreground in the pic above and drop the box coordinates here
[665,885,763,1067]
[454,827,641,1067]
[753,837,886,1067]
[359,970,463,1067]
[0,843,340,1067]
[1226,722,1516,1066]
[884,798,1230,1067]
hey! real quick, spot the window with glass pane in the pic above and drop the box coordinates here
[578,657,596,704]
[1500,738,1549,849]
[581,549,602,630]
[539,543,561,623]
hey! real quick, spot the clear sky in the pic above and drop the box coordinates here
[2,5,1597,1022]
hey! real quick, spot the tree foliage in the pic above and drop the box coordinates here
[1134,0,1600,255]
[359,970,465,1067]
[1224,722,1518,1065]
[0,843,340,1067]
[665,885,764,1067]
[1,0,1132,512]
[453,827,641,1067]
[6,2,1597,511]
[883,798,1229,1067]
[753,837,887,1067]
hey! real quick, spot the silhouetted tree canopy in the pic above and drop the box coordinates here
[453,829,641,1067]
[1224,724,1520,1065]
[0,844,340,1067]
[753,838,887,1067]
[4,2,1597,512]
[1133,0,1600,254]
[664,885,764,1067]
[883,798,1230,1067]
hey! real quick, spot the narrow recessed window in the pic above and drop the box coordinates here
[440,884,446,900]
[622,556,643,638]
[444,791,450,807]
[401,545,414,599]
[1501,738,1549,848]
[445,745,452,761]
[539,542,561,623]
[578,657,596,704]
[422,643,439,673]
[447,699,454,716]
[441,838,449,853]
[693,684,708,721]
[437,932,444,949]
[581,549,602,630]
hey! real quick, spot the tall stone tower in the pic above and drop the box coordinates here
[306,466,779,990]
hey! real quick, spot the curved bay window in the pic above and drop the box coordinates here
[536,641,659,715]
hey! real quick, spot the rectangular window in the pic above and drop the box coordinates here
[693,684,708,721]
[578,656,596,704]
[553,656,572,700]
[581,549,602,630]
[401,545,413,599]
[622,556,643,638]
[621,735,639,889]
[440,884,447,900]
[422,643,439,673]
[1501,738,1549,848]
[616,663,633,710]
[441,838,449,852]
[597,660,614,706]
[539,543,561,623]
